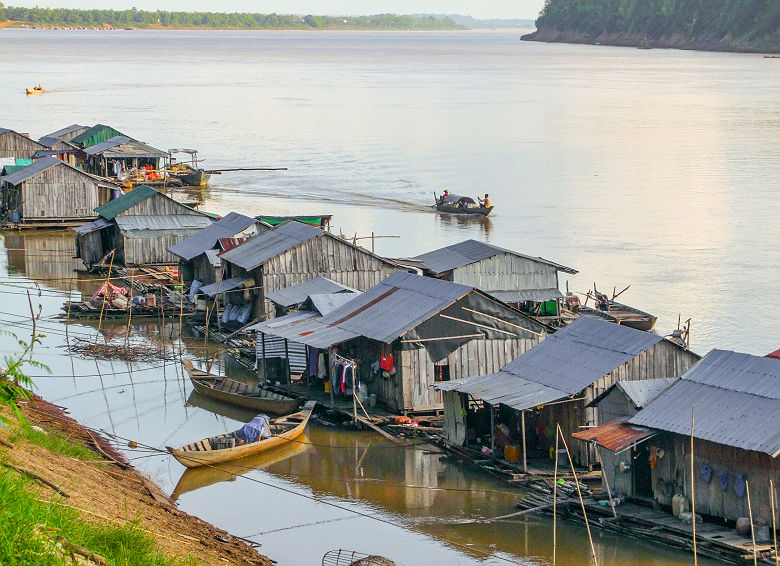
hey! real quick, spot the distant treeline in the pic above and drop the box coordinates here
[526,0,780,52]
[0,5,459,30]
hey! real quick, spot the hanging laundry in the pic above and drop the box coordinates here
[700,461,713,483]
[734,473,746,498]
[717,469,729,491]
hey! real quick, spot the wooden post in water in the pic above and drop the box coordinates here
[490,404,495,458]
[521,409,527,474]
[747,480,758,566]
[553,424,559,566]
[125,270,134,347]
[558,424,598,566]
[771,479,778,566]
[690,406,698,566]
[95,250,115,345]
[596,446,617,519]
[178,275,184,356]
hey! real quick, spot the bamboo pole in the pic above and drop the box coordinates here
[553,425,559,566]
[691,406,698,566]
[124,270,133,347]
[747,479,758,566]
[771,479,778,566]
[95,250,115,345]
[558,424,598,566]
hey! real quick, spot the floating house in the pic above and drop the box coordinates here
[576,350,780,523]
[1,156,117,225]
[74,185,213,268]
[218,220,400,321]
[168,212,262,288]
[414,239,578,320]
[435,316,700,468]
[0,127,47,160]
[37,124,88,165]
[40,124,89,145]
[83,135,167,178]
[249,271,550,413]
[69,124,127,150]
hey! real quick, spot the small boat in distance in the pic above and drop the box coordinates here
[182,360,299,415]
[167,401,316,468]
[565,286,657,331]
[26,86,44,95]
[434,192,493,216]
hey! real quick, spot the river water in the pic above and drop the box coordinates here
[0,28,776,564]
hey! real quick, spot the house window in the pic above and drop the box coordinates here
[435,363,450,382]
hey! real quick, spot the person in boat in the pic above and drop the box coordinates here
[437,189,450,205]
[36,84,42,91]
[478,193,491,208]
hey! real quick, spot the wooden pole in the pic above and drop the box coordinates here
[553,424,559,566]
[125,270,133,347]
[558,424,599,566]
[596,446,617,518]
[490,404,495,458]
[747,479,758,566]
[691,406,698,566]
[95,250,115,344]
[178,275,184,356]
[770,479,778,566]
[521,410,527,473]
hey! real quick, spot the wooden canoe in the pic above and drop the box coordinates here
[171,433,310,500]
[167,400,316,468]
[577,302,657,331]
[182,359,298,415]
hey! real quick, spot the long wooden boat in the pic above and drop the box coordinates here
[182,360,298,415]
[577,302,657,331]
[167,400,316,468]
[433,193,493,216]
[171,433,310,500]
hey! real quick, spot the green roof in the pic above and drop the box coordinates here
[70,124,127,148]
[94,184,158,219]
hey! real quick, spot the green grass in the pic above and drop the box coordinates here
[0,469,194,565]
[10,422,96,461]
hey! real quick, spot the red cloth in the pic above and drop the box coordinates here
[380,355,394,371]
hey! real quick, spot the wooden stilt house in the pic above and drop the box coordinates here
[73,185,213,267]
[249,271,550,413]
[436,316,700,469]
[0,127,47,160]
[1,156,116,225]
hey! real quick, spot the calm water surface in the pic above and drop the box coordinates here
[0,28,775,564]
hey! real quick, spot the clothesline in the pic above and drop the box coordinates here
[332,352,357,368]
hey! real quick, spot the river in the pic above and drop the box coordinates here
[1,28,776,564]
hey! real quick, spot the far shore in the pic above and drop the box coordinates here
[0,22,531,32]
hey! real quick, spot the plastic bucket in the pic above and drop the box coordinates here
[504,445,521,463]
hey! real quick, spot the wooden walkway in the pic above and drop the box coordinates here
[572,499,778,564]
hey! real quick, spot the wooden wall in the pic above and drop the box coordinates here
[17,163,107,220]
[75,230,105,268]
[192,253,221,286]
[0,131,45,159]
[450,253,560,291]
[122,231,202,266]
[116,192,204,218]
[650,433,779,522]
[258,234,397,318]
[387,336,540,413]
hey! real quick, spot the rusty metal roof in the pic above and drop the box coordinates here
[572,420,656,452]
[629,349,780,457]
[220,220,324,270]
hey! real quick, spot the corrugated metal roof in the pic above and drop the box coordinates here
[318,271,472,343]
[42,124,87,140]
[249,310,360,350]
[414,239,578,276]
[0,156,60,185]
[305,292,362,315]
[70,124,126,148]
[218,237,246,254]
[83,135,132,155]
[115,214,212,232]
[72,217,112,234]
[617,378,678,408]
[629,350,780,456]
[266,276,359,308]
[572,420,656,452]
[204,248,221,267]
[167,212,256,261]
[490,289,564,303]
[84,136,166,158]
[0,128,11,136]
[220,220,324,270]
[199,277,246,297]
[435,371,569,411]
[768,349,780,360]
[434,316,663,412]
[94,185,157,219]
[38,136,76,149]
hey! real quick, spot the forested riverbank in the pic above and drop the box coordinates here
[523,0,780,53]
[0,4,457,30]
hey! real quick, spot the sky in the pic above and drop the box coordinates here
[5,0,546,20]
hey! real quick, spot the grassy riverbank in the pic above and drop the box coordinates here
[0,397,272,566]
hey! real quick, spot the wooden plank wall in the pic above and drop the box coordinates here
[391,337,540,413]
[651,433,780,522]
[451,253,560,291]
[0,131,45,159]
[192,253,220,285]
[123,232,196,266]
[260,235,397,317]
[19,164,102,220]
[4,230,81,282]
[76,230,104,268]
[115,193,205,217]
